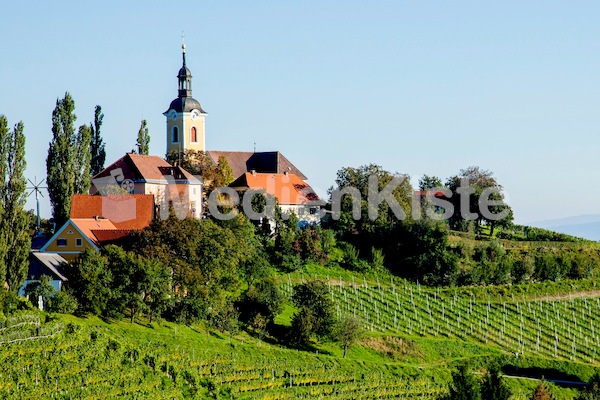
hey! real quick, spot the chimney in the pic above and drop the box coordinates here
[251,169,256,176]
[276,151,280,174]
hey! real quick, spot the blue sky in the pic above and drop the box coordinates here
[1,1,599,224]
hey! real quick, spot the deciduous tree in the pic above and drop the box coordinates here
[215,155,234,187]
[90,105,105,177]
[136,119,150,155]
[238,277,284,328]
[47,92,77,228]
[335,316,363,358]
[74,124,91,194]
[0,116,9,285]
[24,275,54,309]
[47,93,93,227]
[64,248,112,315]
[419,174,443,191]
[1,119,30,292]
[166,150,224,195]
[445,166,512,234]
[290,280,336,344]
[130,215,254,323]
[331,164,413,232]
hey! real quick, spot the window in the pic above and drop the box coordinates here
[172,126,179,143]
[309,207,318,215]
[57,238,67,247]
[191,126,197,142]
[76,238,83,247]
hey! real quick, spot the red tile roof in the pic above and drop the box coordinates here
[71,194,154,230]
[414,190,450,197]
[91,229,133,245]
[230,173,319,205]
[207,151,307,180]
[91,153,200,184]
[71,218,117,246]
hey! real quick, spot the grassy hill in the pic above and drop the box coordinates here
[4,265,598,399]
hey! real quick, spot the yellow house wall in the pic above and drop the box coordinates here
[43,221,96,261]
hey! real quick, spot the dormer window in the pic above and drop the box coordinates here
[172,126,179,143]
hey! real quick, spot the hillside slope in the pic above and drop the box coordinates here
[3,269,597,399]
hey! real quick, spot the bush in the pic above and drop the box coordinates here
[512,255,535,284]
[340,242,361,271]
[0,289,32,314]
[534,252,562,281]
[48,290,78,314]
[237,277,284,328]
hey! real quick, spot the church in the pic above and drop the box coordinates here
[163,41,322,225]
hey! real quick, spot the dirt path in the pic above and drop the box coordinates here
[535,290,600,302]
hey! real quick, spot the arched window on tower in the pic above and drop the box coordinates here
[172,126,179,143]
[191,126,197,143]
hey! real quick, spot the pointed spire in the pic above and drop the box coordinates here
[182,31,187,66]
[177,33,192,98]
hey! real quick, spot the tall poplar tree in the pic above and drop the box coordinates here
[90,105,105,177]
[136,119,150,155]
[46,94,93,228]
[74,124,91,194]
[47,92,76,228]
[0,116,9,286]
[2,121,30,292]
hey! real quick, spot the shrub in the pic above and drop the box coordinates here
[237,277,284,328]
[48,290,78,314]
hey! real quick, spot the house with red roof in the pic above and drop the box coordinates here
[39,194,156,262]
[90,153,202,218]
[207,151,307,181]
[230,171,322,227]
[70,194,155,230]
[40,218,119,262]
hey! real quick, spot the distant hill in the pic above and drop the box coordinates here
[529,214,600,241]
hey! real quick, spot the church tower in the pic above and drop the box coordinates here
[164,38,206,154]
